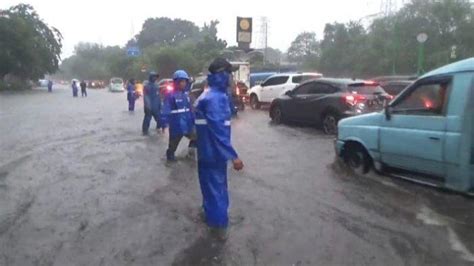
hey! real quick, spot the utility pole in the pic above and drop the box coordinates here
[380,0,396,16]
[258,17,269,65]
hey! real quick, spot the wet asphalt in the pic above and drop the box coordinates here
[0,86,473,266]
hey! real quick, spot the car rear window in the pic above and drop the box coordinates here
[347,84,386,95]
[382,85,407,96]
[292,75,321,84]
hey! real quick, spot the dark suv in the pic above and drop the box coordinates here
[269,78,391,134]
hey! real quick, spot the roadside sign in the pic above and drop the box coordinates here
[237,17,252,51]
[127,47,140,57]
[417,33,428,44]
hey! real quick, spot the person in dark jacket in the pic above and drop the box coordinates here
[194,58,244,240]
[142,72,162,135]
[162,70,196,162]
[80,80,87,97]
[127,79,136,111]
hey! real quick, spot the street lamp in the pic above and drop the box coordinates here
[417,33,428,75]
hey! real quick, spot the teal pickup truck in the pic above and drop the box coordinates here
[336,58,474,193]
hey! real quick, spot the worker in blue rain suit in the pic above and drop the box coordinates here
[142,72,162,135]
[127,79,136,111]
[194,58,244,240]
[162,70,196,162]
[47,80,53,92]
[72,81,78,97]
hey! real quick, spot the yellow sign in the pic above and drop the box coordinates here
[240,19,250,31]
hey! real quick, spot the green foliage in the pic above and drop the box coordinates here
[136,17,200,49]
[287,32,320,63]
[60,18,228,80]
[0,4,62,82]
[294,0,474,77]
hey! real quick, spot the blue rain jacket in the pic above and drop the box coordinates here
[195,72,238,163]
[162,80,194,138]
[127,83,135,101]
[143,76,161,113]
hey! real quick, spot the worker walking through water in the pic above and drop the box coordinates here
[142,72,162,135]
[72,81,78,97]
[80,80,87,97]
[162,70,196,162]
[47,80,53,92]
[127,79,136,111]
[194,58,244,240]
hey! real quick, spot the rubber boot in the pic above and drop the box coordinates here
[166,149,177,162]
[186,147,196,160]
[208,227,228,242]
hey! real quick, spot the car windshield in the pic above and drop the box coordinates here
[2,1,474,265]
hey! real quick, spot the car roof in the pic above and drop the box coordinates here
[371,75,417,82]
[421,57,474,78]
[270,72,322,78]
[251,72,276,77]
[312,78,368,86]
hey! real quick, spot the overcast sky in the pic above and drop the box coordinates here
[1,0,403,58]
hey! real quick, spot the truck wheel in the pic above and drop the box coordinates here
[270,105,283,124]
[250,95,261,110]
[322,113,339,135]
[343,143,371,175]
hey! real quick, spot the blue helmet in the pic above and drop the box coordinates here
[173,70,189,81]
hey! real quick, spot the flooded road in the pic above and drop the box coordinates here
[1,87,473,266]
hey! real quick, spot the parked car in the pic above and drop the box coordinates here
[379,80,413,97]
[336,58,474,194]
[250,72,277,88]
[269,78,391,134]
[38,79,49,87]
[158,78,174,97]
[88,80,105,89]
[371,75,417,83]
[109,77,124,92]
[189,76,208,103]
[249,72,323,109]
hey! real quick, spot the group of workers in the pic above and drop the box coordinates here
[127,58,244,239]
[71,80,88,97]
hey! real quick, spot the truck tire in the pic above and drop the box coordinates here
[343,143,371,175]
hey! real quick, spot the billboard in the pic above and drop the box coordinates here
[237,17,252,50]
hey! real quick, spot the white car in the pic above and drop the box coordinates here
[248,72,323,109]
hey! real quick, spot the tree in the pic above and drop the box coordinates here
[316,0,474,77]
[0,4,62,81]
[287,32,320,63]
[136,17,200,49]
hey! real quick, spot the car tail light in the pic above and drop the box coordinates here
[345,94,366,106]
[166,85,173,92]
[364,80,379,86]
